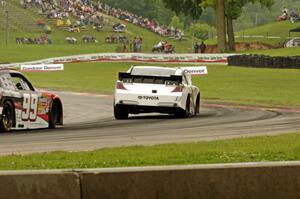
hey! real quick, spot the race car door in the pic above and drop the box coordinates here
[10,73,48,129]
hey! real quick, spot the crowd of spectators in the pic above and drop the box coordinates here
[16,35,52,44]
[19,0,185,40]
[17,0,184,51]
[97,2,185,40]
[194,41,206,53]
[20,0,104,29]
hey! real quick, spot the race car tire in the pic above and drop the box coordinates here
[114,105,128,119]
[185,96,192,118]
[0,101,15,132]
[49,101,58,129]
[175,96,191,118]
[195,94,200,115]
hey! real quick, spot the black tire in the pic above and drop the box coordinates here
[184,97,191,118]
[175,97,191,118]
[49,101,58,129]
[114,105,128,120]
[195,94,200,116]
[0,101,15,132]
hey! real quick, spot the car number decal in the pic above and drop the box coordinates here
[22,93,38,122]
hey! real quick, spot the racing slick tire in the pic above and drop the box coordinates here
[195,94,200,116]
[49,101,58,129]
[0,101,15,132]
[114,105,129,120]
[175,96,191,118]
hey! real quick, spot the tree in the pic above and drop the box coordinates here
[225,0,274,51]
[189,23,210,41]
[163,0,203,19]
[216,0,226,52]
[169,16,184,30]
[163,0,227,52]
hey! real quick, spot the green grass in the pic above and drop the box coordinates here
[1,132,300,170]
[236,21,297,46]
[247,46,300,56]
[24,62,300,107]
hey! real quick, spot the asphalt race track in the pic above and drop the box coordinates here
[0,91,299,155]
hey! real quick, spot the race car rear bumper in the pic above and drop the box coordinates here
[115,104,184,114]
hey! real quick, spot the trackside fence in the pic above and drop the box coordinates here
[0,53,235,69]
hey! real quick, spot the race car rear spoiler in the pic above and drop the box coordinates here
[181,66,208,76]
[119,72,182,83]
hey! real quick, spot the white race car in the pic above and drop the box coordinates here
[113,66,207,119]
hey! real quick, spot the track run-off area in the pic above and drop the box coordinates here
[0,91,299,156]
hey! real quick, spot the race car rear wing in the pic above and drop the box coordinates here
[118,72,182,84]
[180,66,208,76]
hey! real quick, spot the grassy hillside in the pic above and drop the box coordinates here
[247,46,300,56]
[0,0,195,59]
[235,21,299,46]
[2,1,300,62]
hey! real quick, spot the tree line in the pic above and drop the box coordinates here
[162,0,274,52]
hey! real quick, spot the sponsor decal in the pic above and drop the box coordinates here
[182,66,208,76]
[138,96,159,100]
[20,64,64,72]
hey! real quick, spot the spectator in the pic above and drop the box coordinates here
[66,18,72,26]
[290,9,299,23]
[164,42,171,52]
[1,0,5,7]
[277,7,289,21]
[199,41,206,53]
[36,18,45,27]
[194,43,199,53]
[283,7,289,15]
[122,39,129,52]
[56,18,64,27]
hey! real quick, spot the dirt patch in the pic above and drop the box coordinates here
[205,42,274,53]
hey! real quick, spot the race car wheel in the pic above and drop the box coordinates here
[185,97,191,118]
[175,97,191,118]
[114,105,128,120]
[49,101,58,129]
[195,94,200,115]
[0,101,14,132]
